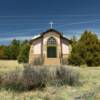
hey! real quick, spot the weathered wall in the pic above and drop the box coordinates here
[29,31,71,65]
[61,39,71,57]
[29,38,42,63]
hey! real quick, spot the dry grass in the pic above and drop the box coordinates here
[0,60,23,75]
[0,60,19,67]
[0,60,100,100]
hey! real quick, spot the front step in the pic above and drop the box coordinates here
[44,58,60,65]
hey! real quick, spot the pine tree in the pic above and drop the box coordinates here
[68,31,100,66]
[17,41,30,63]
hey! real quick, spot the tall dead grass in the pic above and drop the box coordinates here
[0,65,80,91]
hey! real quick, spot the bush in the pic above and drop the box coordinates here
[0,65,80,91]
[23,65,80,87]
[61,58,68,65]
[32,56,44,65]
[17,42,30,63]
[22,65,48,90]
[55,66,80,86]
[1,70,24,91]
[68,52,85,66]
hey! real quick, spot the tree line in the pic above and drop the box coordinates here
[0,30,100,66]
[0,39,30,63]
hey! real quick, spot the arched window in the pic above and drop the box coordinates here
[47,37,57,45]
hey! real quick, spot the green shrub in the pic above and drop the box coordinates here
[17,43,30,63]
[68,52,85,66]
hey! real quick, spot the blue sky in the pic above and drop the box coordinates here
[0,0,100,45]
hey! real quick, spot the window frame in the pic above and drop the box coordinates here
[47,37,57,46]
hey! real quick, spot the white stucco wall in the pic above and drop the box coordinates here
[62,43,70,54]
[33,42,41,54]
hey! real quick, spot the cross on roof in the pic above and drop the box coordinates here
[49,21,54,29]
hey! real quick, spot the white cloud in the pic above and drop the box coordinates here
[0,36,32,41]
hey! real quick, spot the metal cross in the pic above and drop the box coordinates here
[49,21,54,28]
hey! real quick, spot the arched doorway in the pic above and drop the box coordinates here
[47,37,57,58]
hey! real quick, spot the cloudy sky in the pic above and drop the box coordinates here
[0,0,100,45]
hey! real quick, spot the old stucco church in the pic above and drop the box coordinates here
[29,28,72,65]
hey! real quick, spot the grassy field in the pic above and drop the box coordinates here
[0,60,23,75]
[0,60,100,100]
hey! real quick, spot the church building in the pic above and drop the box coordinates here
[29,29,72,65]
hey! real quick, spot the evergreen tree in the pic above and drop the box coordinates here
[17,40,30,63]
[68,31,100,66]
[10,39,20,59]
[0,46,6,59]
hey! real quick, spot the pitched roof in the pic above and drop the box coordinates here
[41,28,63,36]
[30,28,72,44]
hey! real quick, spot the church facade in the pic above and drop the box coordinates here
[29,29,72,65]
